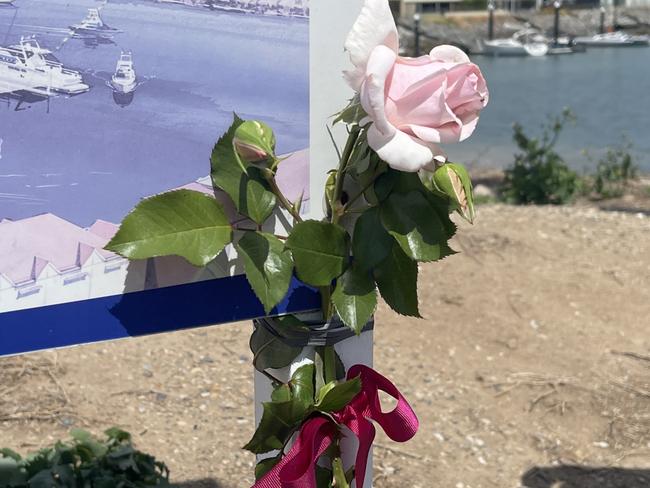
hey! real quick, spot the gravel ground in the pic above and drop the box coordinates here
[1,204,649,488]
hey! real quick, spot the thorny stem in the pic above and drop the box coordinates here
[264,169,303,223]
[331,127,361,225]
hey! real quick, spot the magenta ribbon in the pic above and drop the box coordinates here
[252,364,419,488]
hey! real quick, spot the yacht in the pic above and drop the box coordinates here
[0,38,89,96]
[573,31,649,47]
[111,52,136,94]
[481,29,549,57]
[70,8,122,39]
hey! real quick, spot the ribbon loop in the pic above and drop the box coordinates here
[251,365,418,488]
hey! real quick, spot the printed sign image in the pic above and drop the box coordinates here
[0,0,309,314]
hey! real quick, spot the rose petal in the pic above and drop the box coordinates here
[429,45,470,64]
[367,125,443,172]
[360,45,397,137]
[344,0,399,90]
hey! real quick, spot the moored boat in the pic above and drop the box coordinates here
[482,29,549,57]
[111,52,137,94]
[70,8,122,39]
[573,31,649,47]
[0,37,89,96]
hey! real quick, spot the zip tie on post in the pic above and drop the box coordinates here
[253,315,374,348]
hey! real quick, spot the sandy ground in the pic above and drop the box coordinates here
[1,204,650,488]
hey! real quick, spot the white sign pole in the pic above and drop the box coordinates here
[253,1,373,486]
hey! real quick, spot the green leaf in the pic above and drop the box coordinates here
[352,207,394,272]
[237,232,294,314]
[285,221,350,287]
[104,428,131,443]
[374,243,420,317]
[0,457,26,487]
[211,115,277,224]
[380,191,454,262]
[289,363,316,410]
[0,449,21,462]
[315,376,362,413]
[332,458,350,488]
[244,365,315,454]
[333,95,366,126]
[250,323,302,373]
[106,189,232,267]
[255,456,281,480]
[332,264,376,335]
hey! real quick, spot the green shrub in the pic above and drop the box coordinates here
[0,428,169,487]
[591,140,638,199]
[501,109,580,205]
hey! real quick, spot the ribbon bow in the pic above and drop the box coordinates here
[252,364,419,488]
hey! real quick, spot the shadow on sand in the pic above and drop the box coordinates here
[522,465,650,488]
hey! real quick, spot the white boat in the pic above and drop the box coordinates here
[0,38,89,96]
[70,8,122,39]
[111,52,137,94]
[573,31,649,47]
[482,29,549,57]
[0,0,15,5]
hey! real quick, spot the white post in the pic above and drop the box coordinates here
[254,1,373,486]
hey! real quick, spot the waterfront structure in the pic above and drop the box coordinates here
[0,214,134,312]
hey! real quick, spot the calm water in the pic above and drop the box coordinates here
[0,0,308,226]
[445,48,650,172]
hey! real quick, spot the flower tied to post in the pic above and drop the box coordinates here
[251,365,419,488]
[344,0,489,173]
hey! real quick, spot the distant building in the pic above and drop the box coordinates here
[392,0,464,17]
[0,149,310,314]
[0,214,135,312]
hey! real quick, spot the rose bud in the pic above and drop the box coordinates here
[233,120,277,164]
[432,163,475,224]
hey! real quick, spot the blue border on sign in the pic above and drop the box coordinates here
[0,275,320,357]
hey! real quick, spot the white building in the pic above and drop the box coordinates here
[0,215,138,313]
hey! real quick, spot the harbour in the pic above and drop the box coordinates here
[0,0,309,226]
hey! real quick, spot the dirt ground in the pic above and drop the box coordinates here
[1,204,650,488]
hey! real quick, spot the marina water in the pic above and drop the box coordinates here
[0,0,308,226]
[445,48,650,173]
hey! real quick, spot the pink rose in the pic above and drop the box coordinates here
[345,0,488,172]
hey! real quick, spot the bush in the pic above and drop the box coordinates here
[0,428,169,487]
[501,109,580,205]
[591,140,638,199]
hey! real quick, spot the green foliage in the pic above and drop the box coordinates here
[591,140,638,199]
[380,191,453,262]
[0,429,169,487]
[285,221,350,287]
[501,109,580,205]
[106,189,232,267]
[374,242,420,318]
[332,264,377,335]
[249,315,309,373]
[211,115,277,224]
[236,232,294,314]
[245,353,361,459]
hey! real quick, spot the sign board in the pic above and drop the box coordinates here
[0,0,327,356]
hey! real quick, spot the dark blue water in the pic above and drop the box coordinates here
[445,48,650,173]
[0,0,308,226]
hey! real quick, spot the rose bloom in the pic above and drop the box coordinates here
[345,0,489,172]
